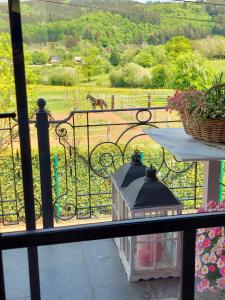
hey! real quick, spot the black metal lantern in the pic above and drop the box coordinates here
[111,150,146,222]
[111,165,183,281]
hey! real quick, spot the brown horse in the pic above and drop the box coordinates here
[86,94,108,110]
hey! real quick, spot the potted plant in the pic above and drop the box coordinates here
[195,200,225,298]
[167,73,225,143]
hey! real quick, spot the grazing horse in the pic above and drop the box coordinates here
[86,94,108,110]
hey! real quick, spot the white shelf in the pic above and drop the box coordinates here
[144,128,225,162]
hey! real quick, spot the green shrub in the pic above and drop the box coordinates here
[151,65,168,88]
[48,68,76,86]
[31,51,48,65]
[141,75,152,89]
[110,63,150,88]
[109,50,122,66]
[172,53,212,90]
[133,48,155,68]
[110,67,125,87]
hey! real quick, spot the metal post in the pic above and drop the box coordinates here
[111,95,115,110]
[203,161,220,205]
[54,154,60,222]
[8,1,41,299]
[36,98,54,228]
[140,151,144,163]
[219,161,224,202]
[180,229,196,300]
[148,94,152,108]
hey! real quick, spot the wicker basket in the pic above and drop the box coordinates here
[180,112,225,143]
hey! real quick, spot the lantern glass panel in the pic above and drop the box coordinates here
[112,185,120,218]
[135,235,156,270]
[162,232,179,267]
[123,203,131,219]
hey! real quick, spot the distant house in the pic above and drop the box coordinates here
[73,56,82,63]
[50,56,61,64]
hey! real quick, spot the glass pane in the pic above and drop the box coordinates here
[15,0,205,230]
[3,238,181,299]
[3,248,30,299]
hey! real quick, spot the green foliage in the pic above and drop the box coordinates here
[151,65,169,89]
[47,67,76,86]
[134,45,167,68]
[0,33,38,112]
[193,35,225,59]
[109,50,121,66]
[0,144,205,222]
[31,50,48,65]
[165,36,192,58]
[110,63,150,88]
[133,47,155,68]
[78,42,103,81]
[65,35,80,48]
[141,75,152,89]
[19,2,213,46]
[202,73,225,120]
[172,53,212,90]
[121,46,139,64]
[168,73,225,121]
[0,33,15,111]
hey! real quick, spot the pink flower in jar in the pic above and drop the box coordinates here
[202,238,211,249]
[207,201,217,210]
[219,201,225,209]
[209,253,217,264]
[220,266,225,277]
[209,265,216,272]
[212,227,222,237]
[217,277,225,289]
[217,258,224,269]
[197,208,206,213]
[199,279,210,292]
[220,255,225,263]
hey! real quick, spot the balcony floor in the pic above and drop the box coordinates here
[2,239,216,300]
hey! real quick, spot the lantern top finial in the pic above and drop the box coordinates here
[131,149,142,165]
[110,150,146,188]
[144,165,158,182]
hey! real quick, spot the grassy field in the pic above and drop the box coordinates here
[35,84,173,113]
[31,58,225,114]
[209,59,225,76]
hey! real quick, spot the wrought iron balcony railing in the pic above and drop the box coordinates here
[0,102,205,227]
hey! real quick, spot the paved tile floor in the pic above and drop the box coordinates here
[2,239,216,300]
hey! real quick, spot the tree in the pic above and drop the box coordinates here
[65,35,80,48]
[109,50,121,66]
[0,33,15,112]
[109,63,150,88]
[165,36,192,58]
[151,65,168,88]
[172,53,212,90]
[133,47,155,68]
[0,33,38,112]
[31,50,48,65]
[78,43,103,81]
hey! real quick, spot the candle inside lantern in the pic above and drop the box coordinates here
[137,242,153,267]
[137,234,162,267]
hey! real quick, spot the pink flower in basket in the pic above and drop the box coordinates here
[195,200,225,295]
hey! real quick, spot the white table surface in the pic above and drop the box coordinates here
[144,128,225,162]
